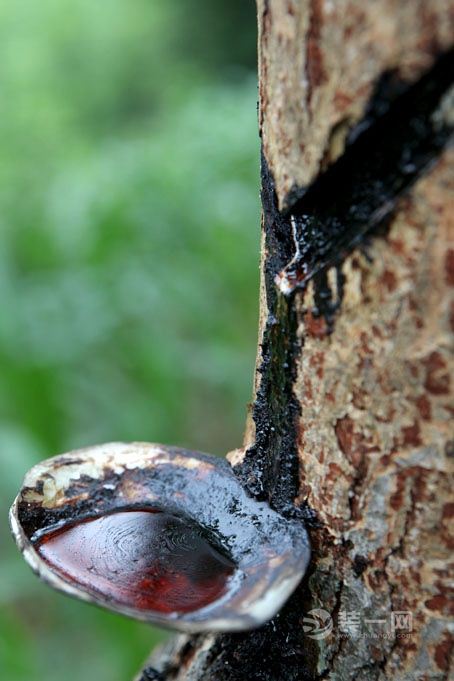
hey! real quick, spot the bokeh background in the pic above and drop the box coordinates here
[0,2,259,679]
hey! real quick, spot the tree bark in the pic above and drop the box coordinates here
[143,2,453,679]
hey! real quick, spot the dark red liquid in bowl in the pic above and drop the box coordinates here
[37,511,236,614]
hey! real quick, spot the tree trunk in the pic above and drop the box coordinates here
[142,2,453,679]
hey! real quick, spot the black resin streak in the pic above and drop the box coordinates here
[279,49,454,293]
[235,153,312,521]
[195,580,317,681]
[311,265,345,335]
[283,67,413,210]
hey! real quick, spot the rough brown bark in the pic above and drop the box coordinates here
[143,2,453,680]
[291,148,454,679]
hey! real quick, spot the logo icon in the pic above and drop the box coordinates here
[302,608,333,640]
[391,611,413,632]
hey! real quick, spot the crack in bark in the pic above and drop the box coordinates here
[317,578,347,679]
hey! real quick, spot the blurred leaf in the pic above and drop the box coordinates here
[0,1,258,679]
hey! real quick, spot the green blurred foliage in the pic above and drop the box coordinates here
[0,1,259,679]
